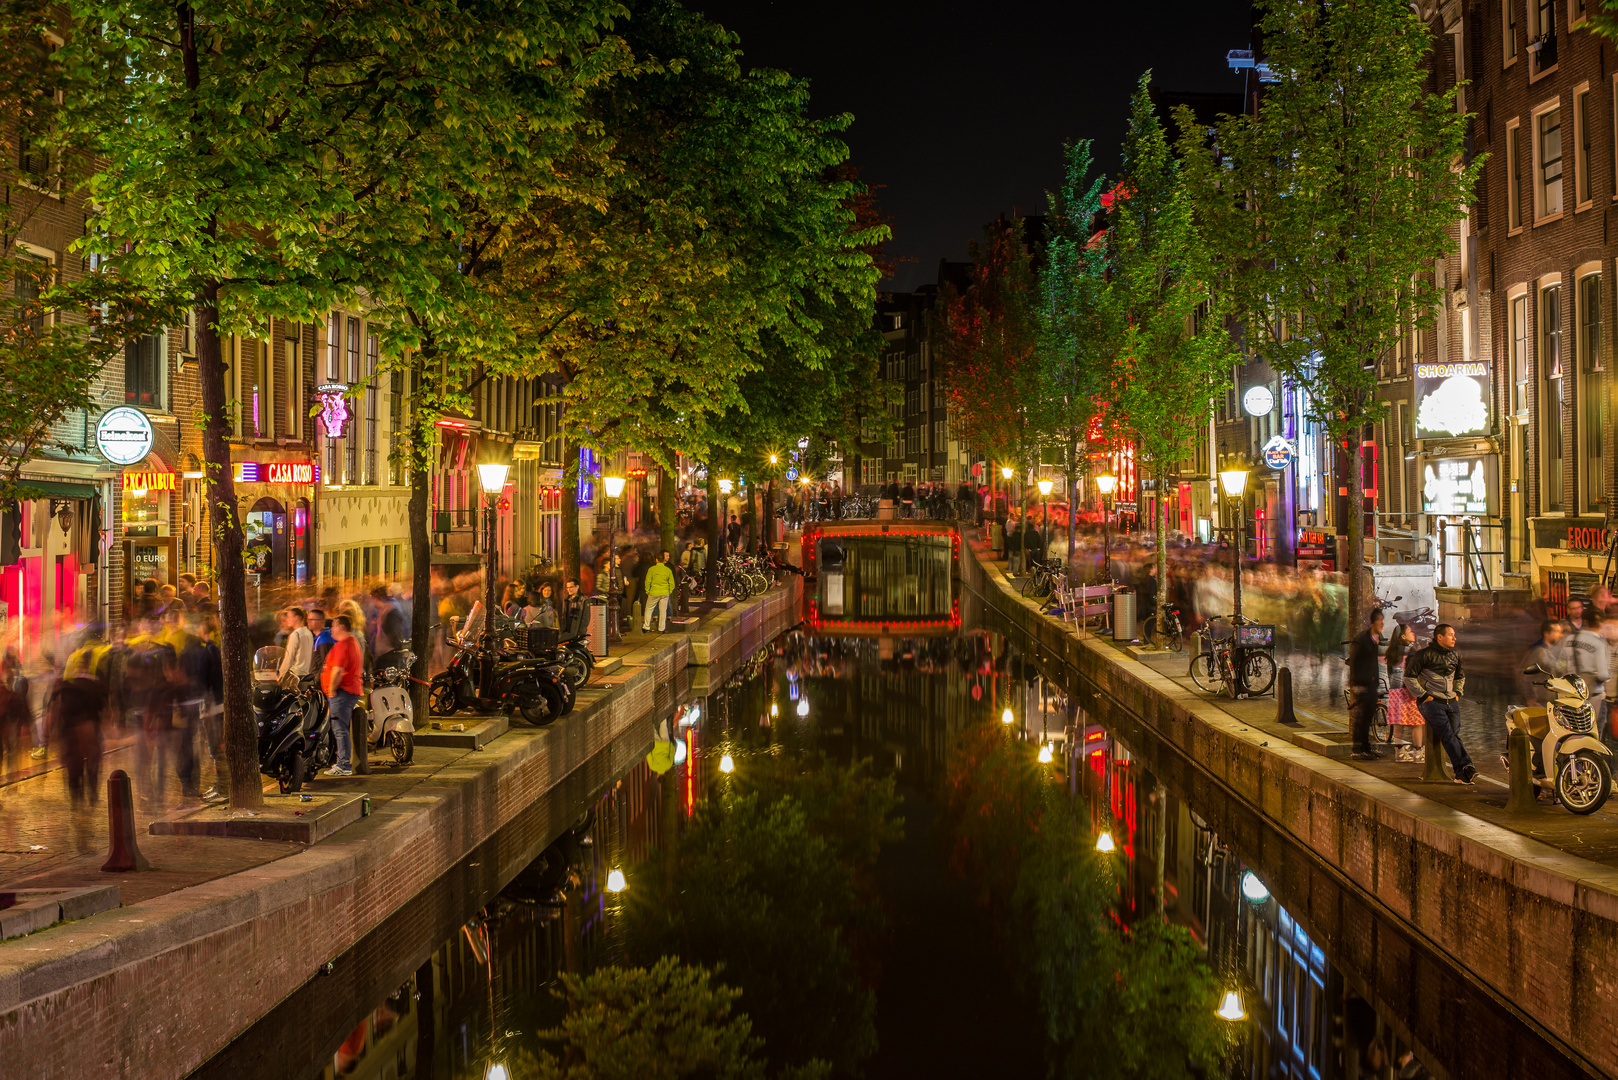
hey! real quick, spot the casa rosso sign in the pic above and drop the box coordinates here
[266,461,315,485]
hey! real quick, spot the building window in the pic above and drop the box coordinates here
[125,334,163,408]
[1537,106,1563,219]
[1575,86,1592,207]
[1580,274,1604,511]
[1530,0,1558,74]
[1504,0,1519,65]
[13,253,48,336]
[1543,283,1565,512]
[1572,0,1588,28]
[1507,121,1523,230]
[255,339,270,438]
[346,317,360,384]
[284,324,301,440]
[326,312,341,380]
[181,308,196,357]
[389,366,403,486]
[1512,292,1531,413]
[365,333,379,484]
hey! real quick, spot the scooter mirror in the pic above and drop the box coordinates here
[1523,663,1549,676]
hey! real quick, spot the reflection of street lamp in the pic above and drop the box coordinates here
[1216,988,1247,1022]
[719,753,735,773]
[1095,830,1116,853]
[604,474,626,644]
[476,461,510,693]
[1001,706,1015,725]
[1038,742,1053,763]
[796,697,809,718]
[606,868,627,893]
[1095,473,1118,583]
[1037,478,1053,566]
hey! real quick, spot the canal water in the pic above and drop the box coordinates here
[199,545,1594,1080]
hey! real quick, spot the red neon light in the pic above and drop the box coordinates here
[684,728,696,816]
[1085,730,1106,742]
[436,419,468,429]
[265,461,314,484]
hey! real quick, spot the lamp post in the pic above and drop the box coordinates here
[1037,478,1053,566]
[1218,460,1250,622]
[604,473,626,643]
[1095,473,1118,583]
[476,460,510,694]
[999,464,1015,558]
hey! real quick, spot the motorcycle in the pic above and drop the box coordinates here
[252,646,335,794]
[362,647,416,764]
[1506,665,1614,814]
[428,604,573,725]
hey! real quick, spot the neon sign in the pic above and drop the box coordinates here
[123,469,175,492]
[266,461,315,485]
[315,383,351,438]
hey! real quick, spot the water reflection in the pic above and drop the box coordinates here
[209,607,1585,1080]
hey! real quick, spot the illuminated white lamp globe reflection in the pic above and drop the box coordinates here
[1095,830,1116,854]
[770,701,780,718]
[1216,988,1247,1022]
[1001,707,1014,725]
[719,753,735,773]
[796,697,809,718]
[1240,871,1269,903]
[1038,742,1053,763]
[605,868,627,893]
[487,1063,510,1080]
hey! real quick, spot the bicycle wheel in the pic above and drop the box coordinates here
[1371,701,1391,744]
[1190,652,1221,693]
[1242,651,1278,695]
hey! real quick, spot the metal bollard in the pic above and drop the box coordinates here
[1422,735,1449,782]
[352,706,370,776]
[101,769,151,873]
[1504,727,1538,812]
[1275,666,1299,725]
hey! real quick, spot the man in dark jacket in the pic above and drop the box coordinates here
[1348,609,1384,759]
[1403,623,1475,783]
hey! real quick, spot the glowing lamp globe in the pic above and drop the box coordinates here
[1216,989,1247,1022]
[605,869,626,893]
[718,478,733,494]
[1038,743,1053,763]
[796,698,810,718]
[719,753,735,773]
[1095,473,1118,496]
[1037,478,1053,497]
[603,474,626,499]
[799,475,812,486]
[1001,707,1014,725]
[1000,465,1014,481]
[476,461,510,494]
[769,453,778,465]
[1240,871,1269,903]
[1095,831,1116,853]
[1219,466,1249,499]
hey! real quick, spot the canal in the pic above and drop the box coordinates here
[197,542,1597,1080]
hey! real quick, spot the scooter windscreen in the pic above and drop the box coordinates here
[253,646,286,682]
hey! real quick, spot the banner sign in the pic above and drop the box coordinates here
[1415,361,1490,439]
[1419,454,1498,516]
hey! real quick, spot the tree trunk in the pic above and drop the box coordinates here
[196,283,260,810]
[560,430,581,583]
[1155,469,1169,645]
[1065,439,1078,564]
[658,466,677,556]
[408,352,434,722]
[1346,425,1367,632]
[762,480,775,553]
[705,470,721,601]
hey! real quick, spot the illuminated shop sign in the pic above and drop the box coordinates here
[96,407,154,466]
[237,461,320,484]
[315,383,351,438]
[123,469,176,492]
[1420,454,1498,516]
[1415,361,1490,439]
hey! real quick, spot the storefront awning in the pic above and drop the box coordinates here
[17,480,98,500]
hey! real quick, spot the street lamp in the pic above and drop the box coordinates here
[718,477,733,495]
[1095,473,1118,583]
[1037,477,1053,567]
[604,473,626,645]
[1218,461,1250,622]
[476,460,510,694]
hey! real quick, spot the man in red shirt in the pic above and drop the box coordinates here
[321,615,365,777]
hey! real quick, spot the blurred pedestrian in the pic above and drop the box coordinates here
[321,615,363,777]
[1349,609,1385,760]
[51,664,106,805]
[643,550,676,633]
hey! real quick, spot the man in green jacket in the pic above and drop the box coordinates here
[642,550,677,633]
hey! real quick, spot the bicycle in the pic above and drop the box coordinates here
[1147,604,1185,653]
[1341,660,1392,744]
[1019,558,1063,601]
[1189,614,1277,697]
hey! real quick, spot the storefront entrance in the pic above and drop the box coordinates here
[245,497,288,582]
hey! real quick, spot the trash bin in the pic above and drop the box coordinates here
[877,499,895,520]
[587,596,609,656]
[1112,587,1136,641]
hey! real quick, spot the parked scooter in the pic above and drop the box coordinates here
[252,646,335,794]
[1507,665,1614,814]
[428,604,573,725]
[362,647,416,764]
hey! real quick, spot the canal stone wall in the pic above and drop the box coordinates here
[0,577,801,1080]
[959,541,1618,1079]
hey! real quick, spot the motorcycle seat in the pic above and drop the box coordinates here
[1509,706,1551,740]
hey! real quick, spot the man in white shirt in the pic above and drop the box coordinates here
[279,607,315,681]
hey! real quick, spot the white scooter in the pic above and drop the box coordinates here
[364,650,416,765]
[1507,665,1613,814]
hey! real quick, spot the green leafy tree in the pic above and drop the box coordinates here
[1111,74,1234,638]
[58,0,625,807]
[531,959,830,1080]
[1177,0,1475,625]
[1034,140,1115,562]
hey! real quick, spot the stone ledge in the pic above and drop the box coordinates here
[417,715,508,749]
[0,886,120,941]
[149,794,366,844]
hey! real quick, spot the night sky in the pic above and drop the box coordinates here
[695,1,1255,292]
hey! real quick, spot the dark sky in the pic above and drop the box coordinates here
[694,1,1255,292]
